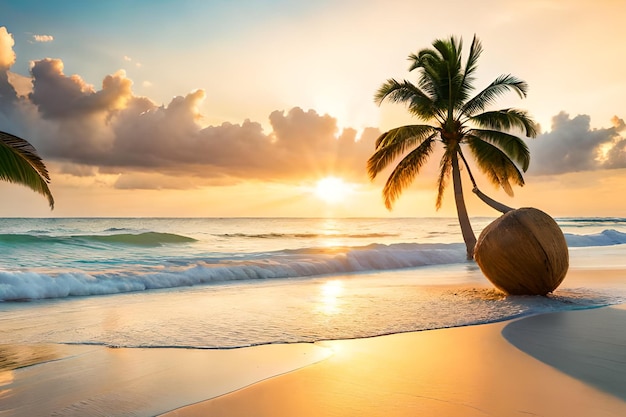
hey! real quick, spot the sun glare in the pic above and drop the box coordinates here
[314,176,350,204]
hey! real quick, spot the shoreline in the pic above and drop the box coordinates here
[163,305,626,417]
[1,305,625,416]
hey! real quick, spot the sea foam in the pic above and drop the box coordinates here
[0,243,466,301]
[1,225,625,302]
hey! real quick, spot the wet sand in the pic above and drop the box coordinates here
[164,306,626,417]
[2,280,625,416]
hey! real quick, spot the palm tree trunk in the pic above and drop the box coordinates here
[452,152,477,259]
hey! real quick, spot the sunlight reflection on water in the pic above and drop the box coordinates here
[316,279,344,315]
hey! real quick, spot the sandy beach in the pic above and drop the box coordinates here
[163,305,626,417]
[2,302,625,416]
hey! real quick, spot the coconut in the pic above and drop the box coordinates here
[474,207,569,295]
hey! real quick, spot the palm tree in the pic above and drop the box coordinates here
[367,35,537,259]
[0,130,54,209]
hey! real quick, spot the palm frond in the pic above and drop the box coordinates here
[435,148,454,209]
[381,138,435,209]
[0,131,54,209]
[469,109,538,138]
[466,135,525,195]
[468,129,530,171]
[374,79,440,120]
[461,74,528,117]
[408,50,445,108]
[428,37,466,116]
[409,37,466,116]
[368,125,437,179]
[457,35,482,105]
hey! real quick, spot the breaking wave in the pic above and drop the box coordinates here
[0,232,196,247]
[1,227,625,302]
[0,242,465,301]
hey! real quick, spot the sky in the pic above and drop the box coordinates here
[0,0,625,218]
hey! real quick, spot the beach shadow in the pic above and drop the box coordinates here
[502,307,626,401]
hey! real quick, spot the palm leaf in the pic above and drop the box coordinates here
[409,47,448,112]
[468,129,530,171]
[381,138,435,209]
[368,126,437,180]
[461,74,528,117]
[374,79,440,120]
[457,35,482,106]
[435,148,454,209]
[466,135,525,195]
[469,109,538,138]
[413,37,465,117]
[0,131,54,209]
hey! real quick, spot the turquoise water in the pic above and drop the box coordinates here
[0,217,625,348]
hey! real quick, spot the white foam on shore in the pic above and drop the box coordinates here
[565,229,626,247]
[1,261,624,349]
[3,228,626,302]
[0,243,467,301]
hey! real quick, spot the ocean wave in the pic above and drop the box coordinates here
[1,227,625,302]
[0,242,467,301]
[564,229,626,247]
[217,232,399,239]
[0,232,196,247]
[558,217,626,224]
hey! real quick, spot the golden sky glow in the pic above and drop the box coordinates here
[1,1,626,217]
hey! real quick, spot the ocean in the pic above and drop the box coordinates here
[1,217,625,349]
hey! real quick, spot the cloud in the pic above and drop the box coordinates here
[114,172,199,190]
[0,28,378,190]
[3,25,624,193]
[526,112,626,175]
[29,59,133,119]
[0,27,16,69]
[105,101,377,183]
[33,34,54,43]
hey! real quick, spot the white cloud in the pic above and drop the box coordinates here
[33,34,54,43]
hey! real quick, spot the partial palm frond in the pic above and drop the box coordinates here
[374,79,440,120]
[461,74,528,117]
[381,138,435,209]
[468,129,530,171]
[414,37,465,117]
[374,78,427,105]
[466,135,525,195]
[457,35,482,104]
[0,131,54,209]
[470,109,538,138]
[435,148,454,209]
[368,126,437,180]
[409,43,454,114]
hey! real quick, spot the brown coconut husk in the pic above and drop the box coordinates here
[474,207,569,296]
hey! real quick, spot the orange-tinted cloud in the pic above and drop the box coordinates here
[1,25,625,195]
[2,48,379,189]
[0,27,15,69]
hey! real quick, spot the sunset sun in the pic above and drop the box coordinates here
[314,176,351,204]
